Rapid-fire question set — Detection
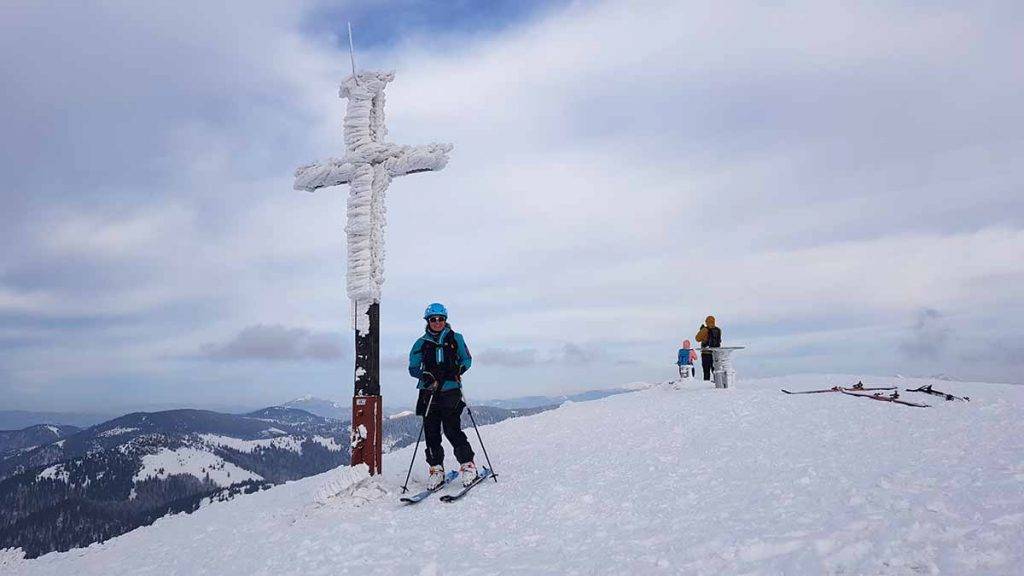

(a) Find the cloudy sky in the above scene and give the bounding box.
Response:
[2,0,1021,414]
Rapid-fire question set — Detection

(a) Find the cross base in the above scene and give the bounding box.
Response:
[350,395,382,475]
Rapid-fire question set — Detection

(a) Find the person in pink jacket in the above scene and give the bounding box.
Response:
[677,339,698,378]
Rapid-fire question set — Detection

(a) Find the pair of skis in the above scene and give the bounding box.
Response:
[400,470,458,504]
[781,382,929,407]
[399,467,495,505]
[838,388,929,408]
[780,381,893,395]
[906,384,970,402]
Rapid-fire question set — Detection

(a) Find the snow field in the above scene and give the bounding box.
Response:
[9,375,1023,575]
[194,432,343,455]
[198,434,304,454]
[133,447,263,489]
[36,464,68,483]
[98,427,139,438]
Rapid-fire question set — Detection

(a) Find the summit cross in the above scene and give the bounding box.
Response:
[294,71,452,474]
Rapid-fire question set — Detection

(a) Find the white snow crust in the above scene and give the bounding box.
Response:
[350,424,369,450]
[0,548,25,569]
[132,447,262,490]
[13,375,1024,575]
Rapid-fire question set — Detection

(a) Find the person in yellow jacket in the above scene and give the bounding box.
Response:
[695,315,722,381]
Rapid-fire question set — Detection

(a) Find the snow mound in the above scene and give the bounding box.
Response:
[15,375,1024,575]
[312,464,387,508]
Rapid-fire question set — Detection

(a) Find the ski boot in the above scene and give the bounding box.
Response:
[460,461,479,487]
[427,465,446,490]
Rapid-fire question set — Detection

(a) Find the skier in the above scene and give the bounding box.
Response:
[677,339,697,378]
[408,303,478,489]
[695,315,722,381]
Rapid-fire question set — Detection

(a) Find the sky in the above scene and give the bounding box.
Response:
[1,0,1021,415]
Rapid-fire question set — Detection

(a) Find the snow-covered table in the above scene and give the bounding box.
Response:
[701,346,745,389]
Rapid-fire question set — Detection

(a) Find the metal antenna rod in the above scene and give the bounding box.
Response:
[347,21,359,83]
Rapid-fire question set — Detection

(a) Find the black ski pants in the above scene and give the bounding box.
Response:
[418,389,475,467]
[702,352,714,381]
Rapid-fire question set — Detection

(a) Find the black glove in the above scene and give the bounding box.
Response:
[420,371,438,391]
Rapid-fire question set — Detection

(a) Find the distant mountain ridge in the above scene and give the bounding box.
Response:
[481,388,634,410]
[0,424,80,460]
[279,396,347,420]
[0,411,111,430]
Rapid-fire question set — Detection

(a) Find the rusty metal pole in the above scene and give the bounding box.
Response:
[350,302,382,474]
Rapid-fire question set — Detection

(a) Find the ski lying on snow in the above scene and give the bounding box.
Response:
[781,382,896,394]
[400,471,459,504]
[439,468,494,503]
[839,389,930,408]
[906,384,969,402]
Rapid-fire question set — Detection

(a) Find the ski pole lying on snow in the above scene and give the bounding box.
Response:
[400,390,436,494]
[461,392,499,483]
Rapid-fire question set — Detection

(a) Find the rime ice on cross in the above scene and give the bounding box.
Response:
[294,71,450,475]
[294,71,451,397]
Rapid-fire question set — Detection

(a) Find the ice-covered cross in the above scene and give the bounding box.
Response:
[294,71,452,396]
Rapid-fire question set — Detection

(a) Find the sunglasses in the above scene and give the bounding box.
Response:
[427,316,446,323]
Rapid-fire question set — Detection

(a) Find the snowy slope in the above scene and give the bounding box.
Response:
[6,375,1023,575]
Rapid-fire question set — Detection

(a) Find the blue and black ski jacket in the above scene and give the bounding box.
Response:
[408,325,472,392]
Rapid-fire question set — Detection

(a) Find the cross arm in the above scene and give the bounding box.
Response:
[384,143,453,178]
[294,157,358,192]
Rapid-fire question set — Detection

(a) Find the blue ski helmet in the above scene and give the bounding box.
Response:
[423,302,448,320]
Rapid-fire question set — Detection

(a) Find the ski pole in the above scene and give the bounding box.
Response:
[460,392,498,483]
[400,389,436,494]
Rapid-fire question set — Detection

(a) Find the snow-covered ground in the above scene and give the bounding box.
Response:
[5,375,1022,575]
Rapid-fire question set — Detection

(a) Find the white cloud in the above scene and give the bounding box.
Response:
[201,324,347,361]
